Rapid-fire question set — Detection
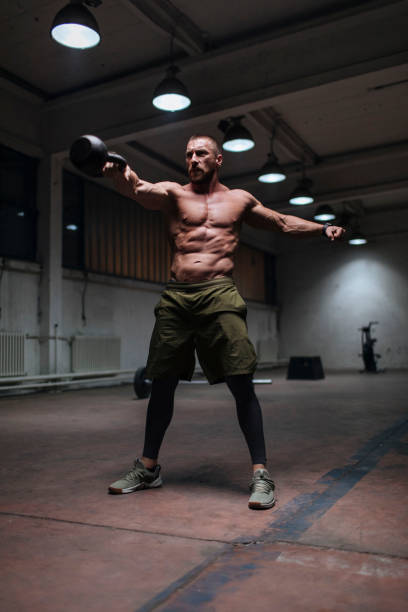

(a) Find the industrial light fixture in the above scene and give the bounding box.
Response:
[257,128,286,183]
[51,0,101,49]
[289,165,314,205]
[152,65,191,112]
[152,34,191,112]
[220,117,255,152]
[314,204,336,221]
[348,230,367,246]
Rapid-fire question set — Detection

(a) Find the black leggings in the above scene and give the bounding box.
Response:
[142,374,267,465]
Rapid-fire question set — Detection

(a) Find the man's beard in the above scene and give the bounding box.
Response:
[189,167,215,184]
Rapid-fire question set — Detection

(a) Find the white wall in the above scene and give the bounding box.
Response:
[2,262,278,376]
[61,272,279,372]
[62,272,164,372]
[0,261,41,374]
[246,301,278,365]
[4,230,407,376]
[277,233,408,370]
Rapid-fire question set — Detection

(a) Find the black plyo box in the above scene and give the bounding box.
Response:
[287,356,325,380]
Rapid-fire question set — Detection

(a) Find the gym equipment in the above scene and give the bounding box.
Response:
[287,356,324,380]
[359,321,381,373]
[133,366,272,399]
[69,134,127,177]
[134,367,152,399]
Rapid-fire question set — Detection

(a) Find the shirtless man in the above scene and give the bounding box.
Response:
[105,135,344,509]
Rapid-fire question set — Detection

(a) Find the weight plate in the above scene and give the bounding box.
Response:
[134,366,152,399]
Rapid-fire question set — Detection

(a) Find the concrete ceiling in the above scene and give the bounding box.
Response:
[1,0,408,227]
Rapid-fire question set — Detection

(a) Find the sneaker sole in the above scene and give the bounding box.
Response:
[248,498,276,510]
[109,477,163,494]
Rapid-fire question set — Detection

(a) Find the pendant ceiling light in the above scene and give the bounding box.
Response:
[314,204,336,221]
[152,65,191,112]
[221,117,255,152]
[152,34,191,112]
[51,0,101,49]
[258,128,286,183]
[289,174,314,205]
[348,230,367,246]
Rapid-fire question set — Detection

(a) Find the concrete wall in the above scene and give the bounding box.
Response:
[0,84,42,158]
[3,222,407,376]
[246,301,278,366]
[62,272,164,373]
[2,262,278,376]
[277,233,408,370]
[0,261,41,374]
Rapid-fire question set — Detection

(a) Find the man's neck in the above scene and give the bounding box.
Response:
[190,173,222,195]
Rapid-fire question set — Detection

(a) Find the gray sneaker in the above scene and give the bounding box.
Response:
[248,469,275,509]
[109,459,162,494]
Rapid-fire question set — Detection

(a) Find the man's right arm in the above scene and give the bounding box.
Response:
[103,163,177,211]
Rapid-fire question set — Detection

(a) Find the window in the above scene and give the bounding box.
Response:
[63,175,171,282]
[61,174,277,303]
[63,171,84,269]
[0,144,37,261]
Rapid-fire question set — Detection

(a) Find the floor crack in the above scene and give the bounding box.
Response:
[0,510,231,546]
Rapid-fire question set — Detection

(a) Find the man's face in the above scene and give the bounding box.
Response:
[185,138,222,184]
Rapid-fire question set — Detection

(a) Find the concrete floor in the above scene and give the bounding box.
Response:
[0,369,407,611]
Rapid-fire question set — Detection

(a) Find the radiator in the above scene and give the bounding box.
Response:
[72,336,121,372]
[0,332,25,376]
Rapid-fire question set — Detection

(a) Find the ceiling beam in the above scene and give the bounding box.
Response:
[265,178,408,212]
[0,68,46,102]
[45,0,406,106]
[248,109,319,165]
[223,140,408,186]
[122,0,207,56]
[123,141,186,179]
[47,44,408,154]
[43,0,408,152]
[0,126,44,159]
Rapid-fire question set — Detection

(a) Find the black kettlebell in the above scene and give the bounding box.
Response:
[69,134,127,177]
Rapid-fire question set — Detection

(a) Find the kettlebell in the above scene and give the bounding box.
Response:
[69,134,127,177]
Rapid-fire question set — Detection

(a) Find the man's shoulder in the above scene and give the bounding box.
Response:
[153,180,185,199]
[157,180,183,191]
[228,187,251,197]
[227,188,255,206]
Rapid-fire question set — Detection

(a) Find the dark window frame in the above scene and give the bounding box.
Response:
[0,144,38,261]
[62,171,85,270]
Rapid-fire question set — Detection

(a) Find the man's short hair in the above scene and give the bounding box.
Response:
[187,134,221,156]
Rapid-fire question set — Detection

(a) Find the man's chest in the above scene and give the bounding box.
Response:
[174,194,246,228]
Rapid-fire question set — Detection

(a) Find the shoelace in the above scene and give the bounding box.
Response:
[250,475,275,494]
[124,461,145,482]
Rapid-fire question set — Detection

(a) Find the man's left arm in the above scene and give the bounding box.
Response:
[243,195,345,241]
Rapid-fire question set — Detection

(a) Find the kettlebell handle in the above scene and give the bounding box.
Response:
[69,134,127,177]
[106,151,127,171]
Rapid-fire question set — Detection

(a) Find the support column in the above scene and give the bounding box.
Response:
[37,155,63,374]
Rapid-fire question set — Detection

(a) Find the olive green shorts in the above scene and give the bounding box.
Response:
[145,277,257,384]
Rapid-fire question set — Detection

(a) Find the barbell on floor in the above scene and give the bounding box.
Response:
[133,366,272,399]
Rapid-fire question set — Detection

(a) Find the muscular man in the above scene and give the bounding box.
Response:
[105,135,344,509]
